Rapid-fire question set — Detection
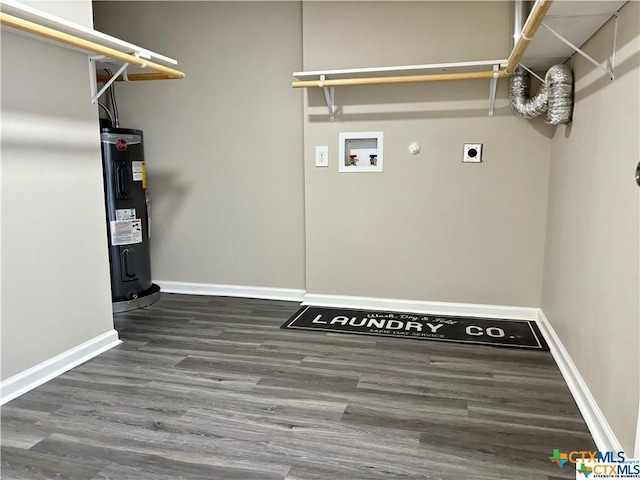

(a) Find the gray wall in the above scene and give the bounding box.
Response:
[1,2,114,380]
[26,1,93,26]
[541,1,640,454]
[92,1,306,290]
[91,0,638,452]
[302,1,552,307]
[93,1,552,307]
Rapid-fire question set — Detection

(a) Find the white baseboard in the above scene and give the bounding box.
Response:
[537,310,623,453]
[156,280,305,302]
[0,329,121,405]
[303,293,539,320]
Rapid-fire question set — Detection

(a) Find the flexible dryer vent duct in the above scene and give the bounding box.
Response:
[510,0,573,124]
[510,64,573,124]
[510,69,549,119]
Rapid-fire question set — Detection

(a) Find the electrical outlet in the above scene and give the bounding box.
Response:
[463,143,483,163]
[315,146,329,167]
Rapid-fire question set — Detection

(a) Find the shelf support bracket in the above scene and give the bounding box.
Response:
[88,51,147,104]
[541,20,616,81]
[88,54,104,104]
[319,75,336,121]
[89,54,130,104]
[487,64,500,117]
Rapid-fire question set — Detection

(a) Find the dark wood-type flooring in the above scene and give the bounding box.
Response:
[1,293,596,479]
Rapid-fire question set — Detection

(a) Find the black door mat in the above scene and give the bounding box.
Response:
[282,306,549,351]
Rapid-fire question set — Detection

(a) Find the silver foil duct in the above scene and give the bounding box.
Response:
[509,64,573,124]
[545,64,573,124]
[510,69,549,119]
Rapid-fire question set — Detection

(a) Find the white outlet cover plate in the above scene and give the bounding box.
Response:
[463,143,483,163]
[315,145,329,167]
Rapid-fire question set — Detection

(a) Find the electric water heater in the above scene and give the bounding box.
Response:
[101,127,160,312]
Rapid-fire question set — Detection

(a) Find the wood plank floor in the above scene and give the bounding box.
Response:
[1,293,595,479]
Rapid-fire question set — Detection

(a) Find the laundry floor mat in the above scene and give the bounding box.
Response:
[282,306,549,350]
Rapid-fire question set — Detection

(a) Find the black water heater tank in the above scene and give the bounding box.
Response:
[101,127,159,310]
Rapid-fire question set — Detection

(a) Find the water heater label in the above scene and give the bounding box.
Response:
[132,161,144,181]
[110,219,143,246]
[115,208,136,221]
[101,133,141,145]
[132,161,147,189]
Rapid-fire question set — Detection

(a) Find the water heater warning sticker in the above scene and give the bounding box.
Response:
[132,162,144,181]
[115,208,136,221]
[110,219,142,246]
[132,162,147,189]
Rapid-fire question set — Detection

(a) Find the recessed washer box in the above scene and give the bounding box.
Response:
[339,132,383,173]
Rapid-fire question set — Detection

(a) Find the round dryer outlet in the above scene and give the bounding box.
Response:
[463,143,483,163]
